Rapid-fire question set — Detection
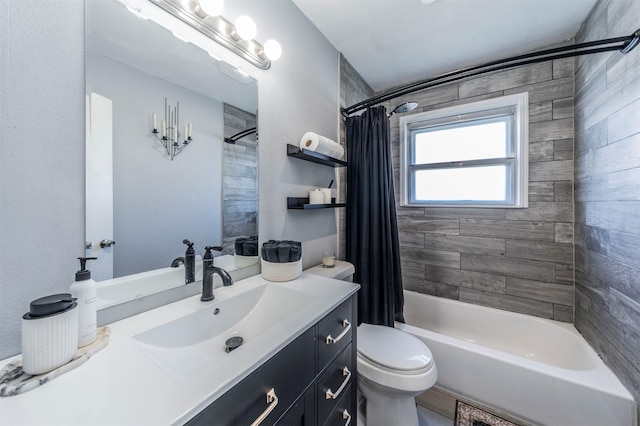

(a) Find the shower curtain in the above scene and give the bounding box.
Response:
[346,106,404,326]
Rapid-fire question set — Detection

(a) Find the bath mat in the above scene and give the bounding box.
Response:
[0,326,111,397]
[455,400,520,426]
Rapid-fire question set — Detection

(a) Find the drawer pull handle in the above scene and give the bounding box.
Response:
[342,409,352,426]
[325,367,351,400]
[326,319,351,345]
[250,388,278,426]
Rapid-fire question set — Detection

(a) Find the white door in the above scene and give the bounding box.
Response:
[86,92,114,281]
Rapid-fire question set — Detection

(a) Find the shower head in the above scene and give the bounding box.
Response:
[388,101,418,116]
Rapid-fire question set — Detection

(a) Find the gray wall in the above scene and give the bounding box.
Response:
[222,104,258,254]
[87,53,223,277]
[0,0,340,358]
[386,56,576,322]
[573,0,640,420]
[253,1,340,269]
[0,0,85,360]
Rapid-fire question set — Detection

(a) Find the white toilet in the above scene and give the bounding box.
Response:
[306,260,438,426]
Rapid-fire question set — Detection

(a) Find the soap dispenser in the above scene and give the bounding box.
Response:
[69,256,98,347]
[183,239,196,284]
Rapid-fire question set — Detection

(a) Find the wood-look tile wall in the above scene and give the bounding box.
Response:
[573,0,640,420]
[222,104,258,254]
[339,52,575,321]
[386,53,576,322]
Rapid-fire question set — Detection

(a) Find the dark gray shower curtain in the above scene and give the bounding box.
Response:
[346,106,404,327]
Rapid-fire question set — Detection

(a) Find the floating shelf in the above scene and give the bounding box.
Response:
[287,144,347,168]
[287,197,346,210]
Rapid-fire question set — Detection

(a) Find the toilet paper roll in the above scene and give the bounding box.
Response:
[309,189,325,204]
[300,132,345,160]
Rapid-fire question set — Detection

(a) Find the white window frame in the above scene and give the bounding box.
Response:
[399,92,529,208]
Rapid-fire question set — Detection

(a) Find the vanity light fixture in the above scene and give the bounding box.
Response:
[194,0,223,17]
[148,0,282,69]
[233,16,257,41]
[151,98,193,161]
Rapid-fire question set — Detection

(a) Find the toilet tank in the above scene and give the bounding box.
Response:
[305,260,355,282]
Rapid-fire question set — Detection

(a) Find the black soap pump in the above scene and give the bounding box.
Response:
[183,239,196,284]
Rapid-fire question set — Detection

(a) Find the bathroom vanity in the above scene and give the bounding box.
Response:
[0,273,359,425]
[188,296,357,425]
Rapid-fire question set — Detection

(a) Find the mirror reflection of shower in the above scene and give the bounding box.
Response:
[222,104,258,255]
[224,127,257,144]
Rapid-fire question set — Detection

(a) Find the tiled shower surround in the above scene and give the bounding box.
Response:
[339,0,640,418]
[388,54,576,322]
[341,48,576,322]
[573,0,640,421]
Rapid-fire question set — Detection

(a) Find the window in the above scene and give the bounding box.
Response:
[399,93,528,208]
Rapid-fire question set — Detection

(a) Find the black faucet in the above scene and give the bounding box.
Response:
[203,245,223,271]
[201,266,234,302]
[183,239,196,284]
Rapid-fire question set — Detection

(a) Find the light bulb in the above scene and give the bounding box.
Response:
[263,39,282,61]
[197,0,223,17]
[235,15,257,40]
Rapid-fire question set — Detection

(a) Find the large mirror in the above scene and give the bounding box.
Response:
[86,0,259,309]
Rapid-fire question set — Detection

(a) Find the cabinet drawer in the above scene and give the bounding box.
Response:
[323,385,353,426]
[318,298,354,370]
[317,344,353,425]
[186,326,315,426]
[275,386,314,426]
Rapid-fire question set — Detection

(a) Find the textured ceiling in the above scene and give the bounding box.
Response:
[293,0,599,92]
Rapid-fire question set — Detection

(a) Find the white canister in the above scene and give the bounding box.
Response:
[22,294,79,375]
[261,259,303,282]
[320,188,332,204]
[309,189,325,204]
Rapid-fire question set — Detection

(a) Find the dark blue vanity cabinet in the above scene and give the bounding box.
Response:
[186,295,357,426]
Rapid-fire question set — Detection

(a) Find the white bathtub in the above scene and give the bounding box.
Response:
[396,290,635,426]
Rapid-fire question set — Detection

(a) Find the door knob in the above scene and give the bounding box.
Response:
[100,239,116,248]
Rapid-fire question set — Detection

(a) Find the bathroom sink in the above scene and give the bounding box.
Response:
[132,283,312,381]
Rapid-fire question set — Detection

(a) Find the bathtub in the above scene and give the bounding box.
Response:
[396,290,635,426]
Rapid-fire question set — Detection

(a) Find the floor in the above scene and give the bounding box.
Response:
[417,405,454,426]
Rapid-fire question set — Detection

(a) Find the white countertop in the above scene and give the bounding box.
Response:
[0,273,359,426]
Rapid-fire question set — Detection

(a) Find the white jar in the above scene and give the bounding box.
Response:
[22,294,79,375]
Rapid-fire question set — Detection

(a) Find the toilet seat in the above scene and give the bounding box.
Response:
[357,323,437,392]
[358,323,433,373]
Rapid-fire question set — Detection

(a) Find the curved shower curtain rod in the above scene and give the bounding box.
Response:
[341,28,640,118]
[224,127,257,144]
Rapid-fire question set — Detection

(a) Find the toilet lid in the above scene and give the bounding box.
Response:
[358,323,433,372]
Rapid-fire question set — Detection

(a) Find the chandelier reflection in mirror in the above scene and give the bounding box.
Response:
[148,0,282,69]
[151,98,193,161]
